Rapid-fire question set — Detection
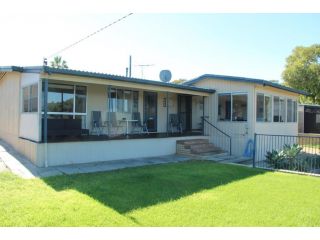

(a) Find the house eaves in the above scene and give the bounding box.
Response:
[1,66,216,94]
[184,74,308,96]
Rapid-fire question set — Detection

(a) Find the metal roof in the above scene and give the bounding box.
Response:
[183,73,308,95]
[299,103,320,108]
[0,66,24,72]
[0,66,215,94]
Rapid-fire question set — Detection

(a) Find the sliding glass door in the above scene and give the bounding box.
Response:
[144,92,157,132]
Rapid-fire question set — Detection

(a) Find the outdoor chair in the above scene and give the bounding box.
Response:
[169,114,183,133]
[108,112,124,136]
[91,111,106,136]
[131,112,149,134]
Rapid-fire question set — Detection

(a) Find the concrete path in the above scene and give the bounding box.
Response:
[0,139,191,179]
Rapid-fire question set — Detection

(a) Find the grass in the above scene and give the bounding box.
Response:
[1,161,320,226]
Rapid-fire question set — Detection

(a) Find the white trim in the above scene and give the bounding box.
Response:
[256,92,272,123]
[41,112,87,116]
[73,85,76,119]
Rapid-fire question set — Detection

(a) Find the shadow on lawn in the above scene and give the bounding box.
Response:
[43,161,265,214]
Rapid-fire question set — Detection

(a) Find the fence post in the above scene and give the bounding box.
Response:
[253,133,256,168]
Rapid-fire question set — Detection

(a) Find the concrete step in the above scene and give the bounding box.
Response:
[176,138,228,157]
[189,143,220,152]
[190,145,224,154]
[176,139,209,145]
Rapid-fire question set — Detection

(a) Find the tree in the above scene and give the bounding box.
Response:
[171,79,186,84]
[50,56,68,69]
[282,44,320,104]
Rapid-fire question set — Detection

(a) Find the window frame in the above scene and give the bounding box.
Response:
[218,92,248,122]
[286,98,297,123]
[273,96,287,123]
[256,92,298,124]
[22,83,39,113]
[42,83,87,118]
[108,87,139,113]
[256,93,272,122]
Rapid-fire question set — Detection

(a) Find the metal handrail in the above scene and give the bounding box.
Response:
[202,117,232,155]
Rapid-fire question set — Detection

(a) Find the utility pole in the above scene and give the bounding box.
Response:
[129,55,132,77]
[135,64,154,79]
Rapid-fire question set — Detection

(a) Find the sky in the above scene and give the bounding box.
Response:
[0,13,319,82]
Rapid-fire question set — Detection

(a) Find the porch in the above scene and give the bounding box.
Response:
[41,79,208,143]
[17,68,215,167]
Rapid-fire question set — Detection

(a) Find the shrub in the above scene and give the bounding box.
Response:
[265,143,320,173]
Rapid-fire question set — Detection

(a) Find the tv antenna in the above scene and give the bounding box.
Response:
[135,64,155,79]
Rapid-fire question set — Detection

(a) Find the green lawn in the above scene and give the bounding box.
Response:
[1,161,320,226]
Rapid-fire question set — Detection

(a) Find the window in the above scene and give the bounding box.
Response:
[116,89,124,112]
[280,98,286,122]
[287,99,297,122]
[75,86,87,113]
[109,89,117,112]
[316,114,320,124]
[256,94,264,121]
[218,93,247,122]
[43,83,87,116]
[264,96,272,122]
[47,84,74,113]
[293,101,297,122]
[232,94,247,121]
[132,91,139,112]
[108,88,139,113]
[273,96,286,122]
[22,84,38,112]
[256,94,272,122]
[218,94,231,121]
[42,83,87,128]
[123,90,132,113]
[287,99,293,122]
[273,96,280,122]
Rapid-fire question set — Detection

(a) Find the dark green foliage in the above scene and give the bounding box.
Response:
[282,44,320,104]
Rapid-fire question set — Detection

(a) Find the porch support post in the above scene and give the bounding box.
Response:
[43,79,48,143]
[166,92,169,136]
[202,96,205,136]
[43,78,48,167]
[107,85,111,135]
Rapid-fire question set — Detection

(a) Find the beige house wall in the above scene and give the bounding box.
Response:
[19,73,41,142]
[192,78,300,156]
[0,72,39,164]
[193,78,255,155]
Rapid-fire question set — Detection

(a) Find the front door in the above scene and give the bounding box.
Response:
[144,92,157,132]
[178,95,192,132]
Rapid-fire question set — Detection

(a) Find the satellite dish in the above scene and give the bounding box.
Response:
[159,70,172,82]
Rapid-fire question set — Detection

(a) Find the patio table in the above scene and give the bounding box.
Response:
[120,119,138,135]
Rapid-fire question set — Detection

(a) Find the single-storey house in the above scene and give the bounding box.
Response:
[0,66,307,167]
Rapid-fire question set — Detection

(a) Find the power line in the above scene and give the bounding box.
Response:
[46,13,133,59]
